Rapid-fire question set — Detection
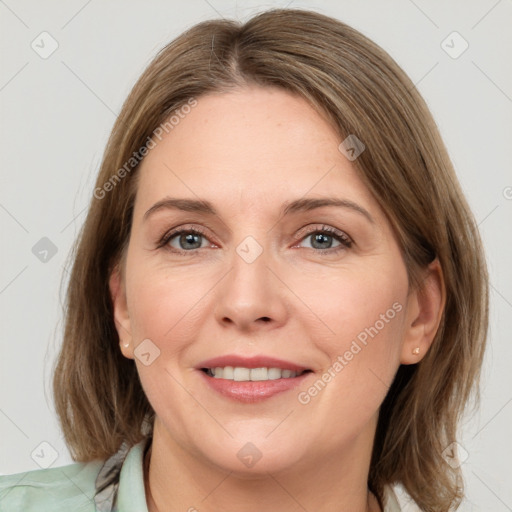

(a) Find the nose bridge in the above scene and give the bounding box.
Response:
[229,232,273,306]
[235,234,266,266]
[214,231,288,329]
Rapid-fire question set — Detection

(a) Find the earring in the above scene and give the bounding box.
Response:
[412,347,420,355]
[123,341,130,348]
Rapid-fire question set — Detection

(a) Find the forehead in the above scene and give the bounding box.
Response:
[135,86,377,216]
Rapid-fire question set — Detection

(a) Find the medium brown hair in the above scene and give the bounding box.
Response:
[53,8,488,510]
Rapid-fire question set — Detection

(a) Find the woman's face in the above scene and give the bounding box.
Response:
[112,85,419,474]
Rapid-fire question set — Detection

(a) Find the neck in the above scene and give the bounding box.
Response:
[144,418,381,512]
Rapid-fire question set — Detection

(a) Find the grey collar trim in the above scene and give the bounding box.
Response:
[93,441,131,512]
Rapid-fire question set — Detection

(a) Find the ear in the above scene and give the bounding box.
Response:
[400,258,446,364]
[109,265,134,360]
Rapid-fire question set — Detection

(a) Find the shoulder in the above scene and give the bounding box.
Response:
[0,459,103,512]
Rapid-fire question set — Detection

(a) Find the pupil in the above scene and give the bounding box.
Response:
[181,233,201,249]
[312,233,332,249]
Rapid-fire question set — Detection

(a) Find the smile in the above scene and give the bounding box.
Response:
[202,366,311,381]
[197,366,313,402]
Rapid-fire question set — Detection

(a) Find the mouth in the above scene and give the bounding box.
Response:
[195,355,314,403]
[201,366,312,380]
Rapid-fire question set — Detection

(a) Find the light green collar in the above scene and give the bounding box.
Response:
[116,439,150,512]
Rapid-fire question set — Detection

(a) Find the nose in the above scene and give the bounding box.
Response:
[213,239,290,333]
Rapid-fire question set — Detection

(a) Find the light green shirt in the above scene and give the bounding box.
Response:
[0,438,401,511]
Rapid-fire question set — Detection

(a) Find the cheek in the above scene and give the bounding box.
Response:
[299,262,407,351]
[125,259,211,343]
[294,261,408,409]
[123,262,212,411]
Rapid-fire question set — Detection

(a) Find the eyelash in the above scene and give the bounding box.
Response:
[157,224,353,256]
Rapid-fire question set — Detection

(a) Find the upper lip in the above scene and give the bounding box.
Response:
[197,355,311,373]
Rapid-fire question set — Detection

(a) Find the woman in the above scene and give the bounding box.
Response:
[0,8,488,511]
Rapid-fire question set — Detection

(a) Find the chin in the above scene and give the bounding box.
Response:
[209,452,303,478]
[195,435,308,477]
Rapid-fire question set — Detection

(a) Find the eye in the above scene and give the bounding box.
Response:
[159,226,213,253]
[295,225,352,253]
[157,224,352,255]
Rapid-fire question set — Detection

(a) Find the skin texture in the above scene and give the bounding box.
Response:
[110,86,445,512]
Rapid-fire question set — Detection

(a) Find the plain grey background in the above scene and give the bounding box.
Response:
[1,1,511,510]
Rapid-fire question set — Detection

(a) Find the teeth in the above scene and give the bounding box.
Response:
[233,367,251,381]
[249,367,268,381]
[267,368,282,380]
[222,366,234,379]
[207,366,302,381]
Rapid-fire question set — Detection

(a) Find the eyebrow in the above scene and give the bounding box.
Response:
[143,196,374,224]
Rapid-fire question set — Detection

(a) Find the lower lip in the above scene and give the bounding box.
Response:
[197,370,312,403]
